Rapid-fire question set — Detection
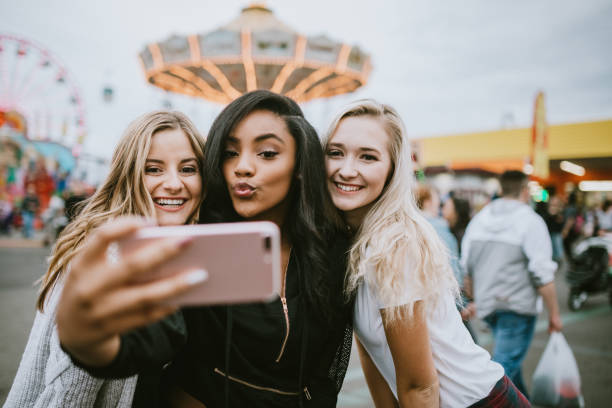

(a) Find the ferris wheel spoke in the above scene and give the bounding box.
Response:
[0,38,9,109]
[7,45,25,108]
[18,67,52,105]
[13,56,40,104]
[0,34,86,154]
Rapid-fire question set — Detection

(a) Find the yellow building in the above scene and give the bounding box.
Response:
[417,119,612,195]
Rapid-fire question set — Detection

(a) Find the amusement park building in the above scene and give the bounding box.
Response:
[417,118,612,196]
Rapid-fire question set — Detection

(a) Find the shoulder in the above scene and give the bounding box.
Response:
[520,205,548,231]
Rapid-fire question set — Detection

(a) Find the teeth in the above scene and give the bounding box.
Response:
[155,198,185,206]
[336,183,361,192]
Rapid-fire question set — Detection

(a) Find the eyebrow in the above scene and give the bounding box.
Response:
[145,158,198,164]
[328,142,381,154]
[227,133,285,144]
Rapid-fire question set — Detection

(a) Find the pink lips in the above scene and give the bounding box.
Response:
[232,182,256,198]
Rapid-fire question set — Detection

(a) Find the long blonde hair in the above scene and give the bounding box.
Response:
[37,111,205,311]
[323,100,459,323]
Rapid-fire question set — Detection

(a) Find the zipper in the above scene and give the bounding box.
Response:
[275,249,291,362]
[275,296,290,362]
[214,367,311,400]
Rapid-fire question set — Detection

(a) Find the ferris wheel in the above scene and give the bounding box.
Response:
[0,33,87,156]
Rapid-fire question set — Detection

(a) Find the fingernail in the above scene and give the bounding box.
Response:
[185,269,208,285]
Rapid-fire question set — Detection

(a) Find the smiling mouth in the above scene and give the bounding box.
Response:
[154,198,187,209]
[335,182,362,193]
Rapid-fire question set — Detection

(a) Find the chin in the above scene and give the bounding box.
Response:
[231,201,260,219]
[156,213,189,227]
[234,208,259,219]
[332,198,361,212]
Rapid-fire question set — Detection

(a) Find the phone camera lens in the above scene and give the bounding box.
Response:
[263,236,272,250]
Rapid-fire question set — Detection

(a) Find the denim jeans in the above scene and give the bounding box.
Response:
[550,232,564,262]
[483,311,536,400]
[21,210,34,238]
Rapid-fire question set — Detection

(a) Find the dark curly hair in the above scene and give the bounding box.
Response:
[199,90,345,325]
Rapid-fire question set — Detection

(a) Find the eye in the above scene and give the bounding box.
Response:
[145,166,162,174]
[326,149,343,158]
[361,154,378,161]
[181,165,198,174]
[223,149,238,159]
[258,150,278,159]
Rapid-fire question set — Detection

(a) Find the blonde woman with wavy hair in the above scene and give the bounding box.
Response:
[5,111,206,408]
[323,100,528,408]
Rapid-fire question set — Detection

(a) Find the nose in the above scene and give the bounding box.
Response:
[338,156,358,179]
[234,154,254,177]
[162,169,183,192]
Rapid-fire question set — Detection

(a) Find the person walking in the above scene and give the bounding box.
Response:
[20,184,40,238]
[461,170,563,400]
[416,184,479,343]
[442,193,471,249]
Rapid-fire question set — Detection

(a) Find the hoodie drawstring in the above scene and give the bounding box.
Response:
[297,258,309,408]
[224,305,233,408]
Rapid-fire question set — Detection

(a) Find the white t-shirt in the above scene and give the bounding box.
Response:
[354,272,504,407]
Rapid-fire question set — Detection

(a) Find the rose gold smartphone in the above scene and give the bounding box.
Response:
[117,221,281,306]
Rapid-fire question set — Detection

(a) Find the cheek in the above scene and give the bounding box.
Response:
[372,165,391,193]
[221,162,231,180]
[189,178,202,201]
[143,176,156,195]
[267,162,295,197]
[325,160,335,178]
[277,164,295,190]
[221,162,236,192]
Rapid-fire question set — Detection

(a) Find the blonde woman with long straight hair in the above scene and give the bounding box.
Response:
[323,100,529,407]
[5,111,207,408]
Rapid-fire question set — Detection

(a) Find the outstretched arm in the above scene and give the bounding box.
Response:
[382,301,439,408]
[56,217,207,367]
[355,335,399,408]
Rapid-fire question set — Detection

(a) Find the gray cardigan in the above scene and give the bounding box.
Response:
[3,282,137,408]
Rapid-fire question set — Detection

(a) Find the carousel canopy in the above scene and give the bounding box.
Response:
[139,4,371,103]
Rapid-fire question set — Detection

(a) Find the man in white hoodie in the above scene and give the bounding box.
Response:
[461,170,562,400]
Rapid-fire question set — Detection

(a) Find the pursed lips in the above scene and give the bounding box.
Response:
[232,182,256,198]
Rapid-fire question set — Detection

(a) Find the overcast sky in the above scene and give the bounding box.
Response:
[1,0,611,159]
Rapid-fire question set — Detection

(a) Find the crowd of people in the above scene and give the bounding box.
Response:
[0,157,93,243]
[6,89,605,407]
[537,193,612,262]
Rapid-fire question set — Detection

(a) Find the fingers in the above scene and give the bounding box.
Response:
[549,316,563,333]
[85,270,207,336]
[96,269,208,319]
[77,217,155,266]
[99,304,179,336]
[59,268,207,349]
[76,234,193,298]
[102,236,194,290]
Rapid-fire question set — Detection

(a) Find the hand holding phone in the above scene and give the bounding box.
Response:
[118,221,281,306]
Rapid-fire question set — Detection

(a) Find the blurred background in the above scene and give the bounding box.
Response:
[1,1,611,406]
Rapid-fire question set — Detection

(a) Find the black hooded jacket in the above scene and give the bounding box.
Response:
[75,233,353,408]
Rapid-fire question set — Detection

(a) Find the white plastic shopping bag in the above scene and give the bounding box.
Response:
[531,332,584,407]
